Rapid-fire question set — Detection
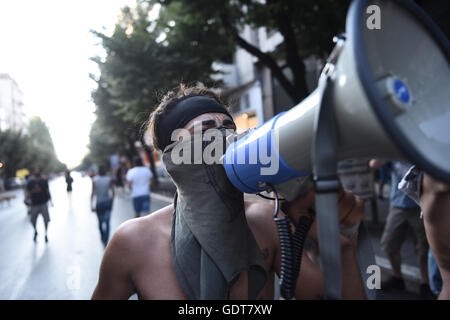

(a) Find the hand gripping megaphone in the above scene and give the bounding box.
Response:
[223,0,450,299]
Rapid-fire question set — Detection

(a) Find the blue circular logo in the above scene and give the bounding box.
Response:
[393,79,410,104]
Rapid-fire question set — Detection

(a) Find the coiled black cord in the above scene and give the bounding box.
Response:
[290,212,315,294]
[274,215,296,299]
[268,185,315,300]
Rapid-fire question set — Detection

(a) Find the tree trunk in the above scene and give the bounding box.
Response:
[273,2,310,101]
[220,12,308,104]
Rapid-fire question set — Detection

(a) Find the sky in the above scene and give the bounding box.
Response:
[0,0,138,168]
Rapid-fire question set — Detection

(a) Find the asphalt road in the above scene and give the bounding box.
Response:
[0,172,425,300]
[0,172,172,300]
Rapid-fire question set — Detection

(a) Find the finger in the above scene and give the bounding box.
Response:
[338,191,365,227]
[343,196,365,227]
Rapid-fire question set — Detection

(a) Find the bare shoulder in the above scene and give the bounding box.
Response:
[108,204,174,256]
[244,200,277,236]
[245,200,275,221]
[92,205,175,299]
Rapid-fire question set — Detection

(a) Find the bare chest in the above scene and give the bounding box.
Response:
[132,228,275,300]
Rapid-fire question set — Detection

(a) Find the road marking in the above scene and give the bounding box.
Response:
[375,256,421,281]
[8,243,47,299]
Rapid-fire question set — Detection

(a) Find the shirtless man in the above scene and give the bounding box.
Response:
[92,85,366,300]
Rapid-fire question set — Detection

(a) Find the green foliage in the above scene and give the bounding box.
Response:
[150,0,350,102]
[88,2,231,166]
[0,117,66,179]
[26,117,67,173]
[0,129,30,178]
[86,0,350,166]
[76,153,93,172]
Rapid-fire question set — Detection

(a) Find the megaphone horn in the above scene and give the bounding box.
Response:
[224,0,450,200]
[223,0,450,300]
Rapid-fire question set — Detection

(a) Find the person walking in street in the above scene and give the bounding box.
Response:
[25,168,52,242]
[114,163,126,197]
[371,160,433,299]
[377,163,390,200]
[126,157,153,218]
[24,173,32,215]
[91,166,115,246]
[65,170,74,192]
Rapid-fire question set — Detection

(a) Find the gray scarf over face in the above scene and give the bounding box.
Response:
[162,131,267,300]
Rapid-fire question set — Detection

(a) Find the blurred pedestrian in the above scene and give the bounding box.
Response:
[91,166,115,246]
[126,157,152,218]
[114,163,125,197]
[65,170,73,192]
[25,168,52,242]
[377,163,390,200]
[24,174,32,215]
[370,160,432,299]
[0,176,5,192]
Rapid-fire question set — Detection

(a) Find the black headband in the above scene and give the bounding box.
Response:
[156,95,233,151]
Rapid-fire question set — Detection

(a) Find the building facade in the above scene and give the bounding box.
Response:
[0,73,27,133]
[217,25,322,132]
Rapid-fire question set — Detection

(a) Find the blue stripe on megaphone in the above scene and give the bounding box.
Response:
[224,112,310,193]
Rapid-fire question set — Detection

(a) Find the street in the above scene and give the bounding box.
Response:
[0,172,425,300]
[0,172,172,299]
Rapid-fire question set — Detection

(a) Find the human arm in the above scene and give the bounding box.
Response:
[369,159,388,169]
[45,180,53,206]
[284,188,366,299]
[24,185,30,206]
[420,174,450,299]
[110,180,115,200]
[126,170,132,190]
[91,180,96,212]
[91,226,137,299]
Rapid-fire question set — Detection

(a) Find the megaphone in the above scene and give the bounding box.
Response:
[224,0,450,200]
[223,0,450,300]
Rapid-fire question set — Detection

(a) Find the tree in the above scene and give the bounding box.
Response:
[0,117,66,181]
[26,117,67,173]
[88,2,235,173]
[0,129,30,179]
[149,0,351,104]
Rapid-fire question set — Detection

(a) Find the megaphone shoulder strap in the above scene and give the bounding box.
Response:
[313,75,377,300]
[313,76,343,300]
[356,221,377,300]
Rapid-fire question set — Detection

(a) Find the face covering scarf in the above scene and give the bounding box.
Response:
[162,130,268,300]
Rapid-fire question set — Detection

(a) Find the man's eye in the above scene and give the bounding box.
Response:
[223,125,236,131]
